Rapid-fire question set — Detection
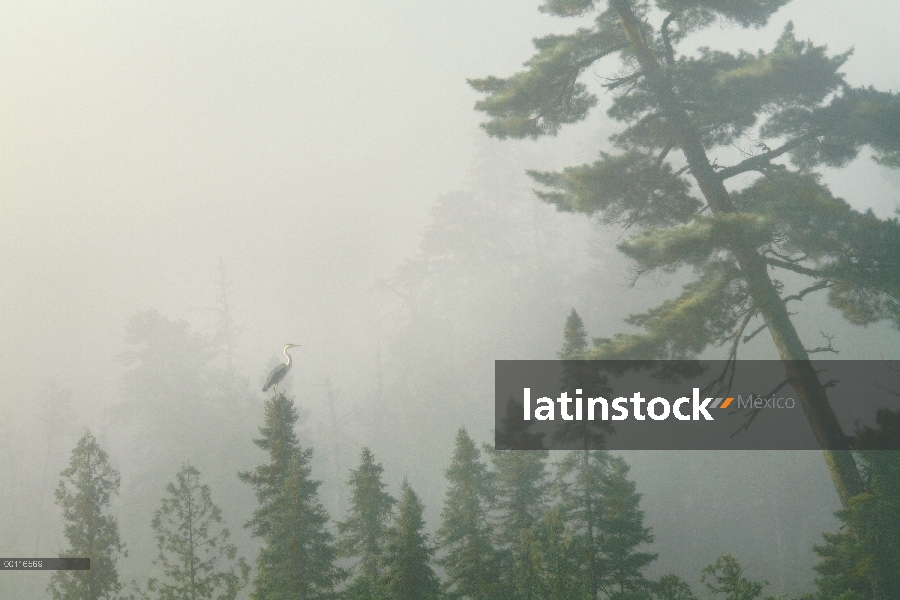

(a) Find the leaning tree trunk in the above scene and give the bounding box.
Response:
[610,0,864,508]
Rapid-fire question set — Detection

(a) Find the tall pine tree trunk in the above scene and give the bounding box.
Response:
[610,0,863,507]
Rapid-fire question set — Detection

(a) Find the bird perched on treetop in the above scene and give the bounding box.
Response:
[263,344,300,393]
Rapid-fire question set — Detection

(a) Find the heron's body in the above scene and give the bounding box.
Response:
[263,344,299,393]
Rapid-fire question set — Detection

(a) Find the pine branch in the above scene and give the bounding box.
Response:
[578,43,629,71]
[807,332,839,354]
[716,134,815,180]
[730,377,791,437]
[742,322,768,344]
[765,257,824,278]
[783,281,832,304]
[653,143,674,169]
[602,70,644,90]
[661,13,677,66]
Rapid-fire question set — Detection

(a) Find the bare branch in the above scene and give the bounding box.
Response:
[579,43,629,71]
[716,134,815,180]
[766,257,824,278]
[661,13,677,66]
[784,281,832,304]
[807,332,839,355]
[743,322,768,344]
[730,377,791,437]
[602,70,644,90]
[653,143,674,169]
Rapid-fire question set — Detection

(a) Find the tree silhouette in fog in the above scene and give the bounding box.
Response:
[49,431,127,600]
[379,480,442,600]
[437,427,502,600]
[137,464,249,600]
[338,447,395,600]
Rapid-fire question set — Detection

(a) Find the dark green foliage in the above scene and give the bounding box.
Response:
[729,172,900,327]
[764,86,900,169]
[591,261,750,359]
[253,456,343,600]
[468,22,624,139]
[518,507,583,599]
[379,480,442,600]
[48,431,127,600]
[437,428,502,600]
[142,464,249,600]
[485,445,550,600]
[239,394,306,539]
[655,1,790,28]
[813,449,900,599]
[700,554,765,600]
[538,0,599,18]
[652,574,698,600]
[338,448,395,600]
[554,450,656,598]
[241,394,343,600]
[528,150,700,228]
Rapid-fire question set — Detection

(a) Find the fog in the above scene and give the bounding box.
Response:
[2,1,899,599]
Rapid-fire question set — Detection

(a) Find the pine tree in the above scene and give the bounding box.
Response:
[48,430,127,600]
[140,464,249,600]
[338,448,396,600]
[485,444,550,600]
[240,393,343,600]
[438,427,503,600]
[469,0,900,508]
[554,450,655,599]
[379,479,442,600]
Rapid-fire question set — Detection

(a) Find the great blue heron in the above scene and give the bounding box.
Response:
[263,344,300,393]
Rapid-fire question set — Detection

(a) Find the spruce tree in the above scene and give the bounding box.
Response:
[48,430,127,600]
[253,456,343,600]
[379,479,442,600]
[239,393,306,540]
[437,427,502,600]
[518,506,583,600]
[338,448,396,600]
[560,309,588,360]
[469,0,900,507]
[556,309,613,449]
[485,444,550,600]
[240,393,342,600]
[140,464,249,600]
[554,450,655,599]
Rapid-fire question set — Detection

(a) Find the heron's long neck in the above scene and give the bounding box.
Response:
[284,349,292,366]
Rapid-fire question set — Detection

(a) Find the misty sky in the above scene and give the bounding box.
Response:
[3,3,900,599]
[3,0,900,436]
